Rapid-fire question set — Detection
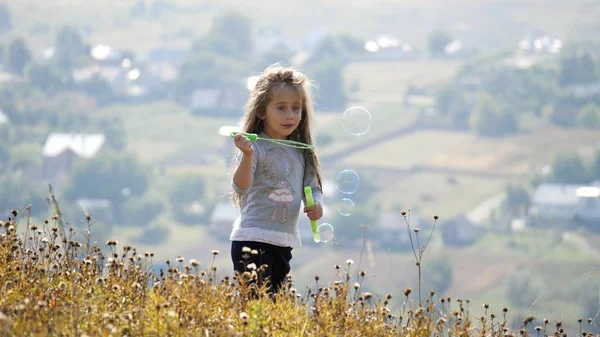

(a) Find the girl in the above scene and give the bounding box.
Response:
[230,64,324,293]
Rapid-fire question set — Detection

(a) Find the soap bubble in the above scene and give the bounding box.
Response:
[338,198,355,216]
[342,106,371,136]
[317,223,334,243]
[336,169,360,194]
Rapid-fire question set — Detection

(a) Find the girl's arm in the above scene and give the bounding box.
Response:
[232,150,257,194]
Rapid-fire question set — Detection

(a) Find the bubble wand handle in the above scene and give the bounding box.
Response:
[304,186,321,243]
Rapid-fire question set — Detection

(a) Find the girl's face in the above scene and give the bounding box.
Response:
[259,86,302,140]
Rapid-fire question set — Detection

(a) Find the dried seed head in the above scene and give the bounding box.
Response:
[414,228,420,233]
[334,264,340,270]
[346,259,354,265]
[11,209,18,217]
[433,215,439,220]
[314,275,319,281]
[503,307,508,313]
[386,293,392,300]
[211,250,219,255]
[484,303,489,309]
[105,240,118,246]
[354,282,360,290]
[404,288,412,296]
[360,270,366,277]
[241,246,251,253]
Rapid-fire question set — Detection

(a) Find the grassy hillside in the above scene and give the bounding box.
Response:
[3,0,600,56]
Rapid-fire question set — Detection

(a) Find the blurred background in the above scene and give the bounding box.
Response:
[1,0,600,325]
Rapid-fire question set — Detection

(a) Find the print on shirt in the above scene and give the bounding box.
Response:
[262,147,296,223]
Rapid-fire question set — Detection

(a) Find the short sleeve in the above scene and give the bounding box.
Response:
[232,147,258,196]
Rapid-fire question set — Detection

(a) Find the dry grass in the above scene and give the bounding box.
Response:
[344,60,464,98]
[1,206,599,336]
[376,172,507,218]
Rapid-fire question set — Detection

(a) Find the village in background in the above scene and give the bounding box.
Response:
[1,0,600,322]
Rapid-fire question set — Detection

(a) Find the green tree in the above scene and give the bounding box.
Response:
[0,172,47,218]
[591,149,600,181]
[94,116,126,151]
[435,84,472,129]
[428,31,452,56]
[130,0,146,17]
[208,12,253,57]
[65,152,148,222]
[0,3,11,34]
[558,54,578,86]
[174,50,246,99]
[576,103,600,128]
[0,141,8,172]
[310,57,347,110]
[469,93,518,137]
[551,152,589,184]
[253,42,294,72]
[169,173,208,224]
[507,272,543,309]
[54,26,86,71]
[6,38,32,74]
[174,13,252,101]
[122,194,165,226]
[25,63,64,93]
[559,52,599,86]
[421,256,453,295]
[504,184,530,212]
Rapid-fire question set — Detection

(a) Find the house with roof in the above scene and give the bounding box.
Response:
[42,133,106,188]
[529,182,600,229]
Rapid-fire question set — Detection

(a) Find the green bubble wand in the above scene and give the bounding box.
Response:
[230,131,314,150]
[304,186,321,243]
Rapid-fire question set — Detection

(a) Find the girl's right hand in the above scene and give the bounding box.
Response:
[234,133,254,156]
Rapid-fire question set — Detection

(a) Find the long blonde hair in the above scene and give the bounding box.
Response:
[231,64,322,207]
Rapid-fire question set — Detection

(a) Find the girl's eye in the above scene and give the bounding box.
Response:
[278,106,286,112]
[292,107,301,113]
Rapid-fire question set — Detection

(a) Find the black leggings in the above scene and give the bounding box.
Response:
[231,240,293,292]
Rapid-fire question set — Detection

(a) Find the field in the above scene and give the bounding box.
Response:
[340,127,600,175]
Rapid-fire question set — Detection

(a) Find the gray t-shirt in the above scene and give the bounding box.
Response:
[230,132,323,248]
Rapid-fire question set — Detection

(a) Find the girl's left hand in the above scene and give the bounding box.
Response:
[303,202,323,221]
